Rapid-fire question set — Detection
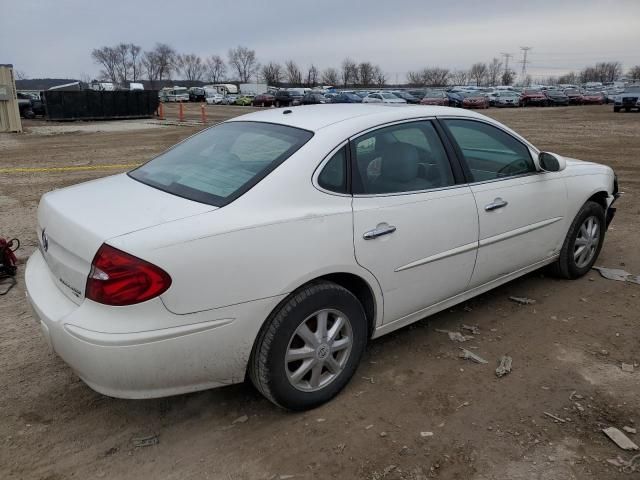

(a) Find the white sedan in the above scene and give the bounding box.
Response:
[362,92,407,104]
[26,105,618,410]
[205,93,224,105]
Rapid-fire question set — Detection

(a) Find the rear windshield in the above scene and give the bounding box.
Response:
[129,121,313,206]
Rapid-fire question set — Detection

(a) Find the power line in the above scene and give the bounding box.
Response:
[519,46,532,79]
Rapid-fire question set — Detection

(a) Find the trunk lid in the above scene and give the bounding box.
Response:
[37,173,215,304]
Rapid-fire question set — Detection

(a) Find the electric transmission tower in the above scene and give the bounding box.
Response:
[501,52,513,75]
[519,46,532,80]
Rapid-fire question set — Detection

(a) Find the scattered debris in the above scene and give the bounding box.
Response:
[279,475,295,480]
[456,401,470,409]
[509,296,536,305]
[334,443,346,454]
[380,431,388,438]
[316,418,326,423]
[362,376,375,383]
[593,266,640,285]
[623,426,637,435]
[621,363,635,373]
[448,331,472,342]
[459,348,488,364]
[132,434,159,448]
[603,427,639,451]
[495,355,513,378]
[420,431,434,438]
[232,415,249,424]
[543,412,567,423]
[461,324,480,335]
[607,454,640,474]
[365,424,374,430]
[434,328,472,342]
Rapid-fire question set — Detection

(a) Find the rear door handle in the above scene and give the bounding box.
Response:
[485,198,508,211]
[363,224,397,240]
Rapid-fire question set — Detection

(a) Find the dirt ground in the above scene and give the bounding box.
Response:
[1,104,639,480]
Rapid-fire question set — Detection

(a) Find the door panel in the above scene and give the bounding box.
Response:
[353,189,478,322]
[350,120,479,323]
[468,174,567,287]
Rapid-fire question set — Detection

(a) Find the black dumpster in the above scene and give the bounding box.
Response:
[42,90,159,121]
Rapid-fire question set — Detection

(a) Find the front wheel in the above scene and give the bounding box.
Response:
[249,281,368,410]
[550,201,605,279]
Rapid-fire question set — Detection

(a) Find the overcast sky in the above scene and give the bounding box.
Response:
[2,0,638,81]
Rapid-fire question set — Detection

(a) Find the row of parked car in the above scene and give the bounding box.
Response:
[201,85,640,111]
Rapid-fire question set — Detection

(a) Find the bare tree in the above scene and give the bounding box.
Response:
[373,65,387,87]
[178,54,205,81]
[228,46,258,82]
[406,71,424,87]
[321,67,339,86]
[469,62,488,86]
[14,70,27,80]
[129,44,142,82]
[487,58,503,86]
[305,64,319,87]
[358,62,375,87]
[423,67,449,86]
[629,65,640,81]
[205,55,226,83]
[579,62,622,83]
[449,70,469,86]
[341,58,358,87]
[91,46,119,83]
[141,43,177,84]
[501,69,516,86]
[261,61,282,86]
[284,60,302,85]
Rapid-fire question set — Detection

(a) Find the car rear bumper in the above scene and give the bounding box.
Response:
[25,250,284,399]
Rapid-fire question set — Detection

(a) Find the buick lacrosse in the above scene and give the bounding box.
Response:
[26,105,618,410]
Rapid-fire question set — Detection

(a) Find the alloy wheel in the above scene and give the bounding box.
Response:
[285,309,353,392]
[574,215,600,268]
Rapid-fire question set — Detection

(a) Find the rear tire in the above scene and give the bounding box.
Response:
[550,201,605,279]
[614,106,620,112]
[249,281,367,410]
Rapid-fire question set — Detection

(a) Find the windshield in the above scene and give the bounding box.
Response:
[381,93,397,99]
[625,86,640,93]
[129,122,313,206]
[565,89,580,94]
[524,90,541,95]
[423,91,443,98]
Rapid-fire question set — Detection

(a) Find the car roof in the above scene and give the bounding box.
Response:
[227,104,485,132]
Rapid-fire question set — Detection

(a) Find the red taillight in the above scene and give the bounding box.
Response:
[86,244,171,306]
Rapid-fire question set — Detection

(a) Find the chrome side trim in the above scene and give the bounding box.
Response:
[479,217,563,248]
[373,254,559,338]
[395,241,477,272]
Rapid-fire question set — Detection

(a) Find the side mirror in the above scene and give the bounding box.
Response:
[538,152,566,172]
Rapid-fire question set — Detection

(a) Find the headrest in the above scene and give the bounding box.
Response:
[381,143,419,182]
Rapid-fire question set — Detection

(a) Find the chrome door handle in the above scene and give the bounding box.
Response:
[485,198,508,211]
[363,224,397,240]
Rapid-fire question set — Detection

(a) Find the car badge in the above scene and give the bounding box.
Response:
[41,229,49,252]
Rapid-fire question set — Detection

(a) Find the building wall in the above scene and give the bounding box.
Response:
[0,65,22,133]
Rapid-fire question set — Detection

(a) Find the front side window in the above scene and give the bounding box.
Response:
[352,121,455,194]
[442,119,535,182]
[130,122,313,206]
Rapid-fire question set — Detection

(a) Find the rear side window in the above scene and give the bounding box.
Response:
[443,119,535,182]
[130,122,313,206]
[318,147,347,194]
[352,121,455,194]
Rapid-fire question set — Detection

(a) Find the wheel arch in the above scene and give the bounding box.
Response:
[245,270,382,381]
[586,190,609,211]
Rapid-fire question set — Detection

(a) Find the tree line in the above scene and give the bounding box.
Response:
[91,43,640,88]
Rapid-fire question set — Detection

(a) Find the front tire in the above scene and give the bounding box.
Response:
[249,281,367,410]
[551,201,605,279]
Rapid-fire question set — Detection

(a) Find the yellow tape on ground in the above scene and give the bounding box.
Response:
[0,163,141,174]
